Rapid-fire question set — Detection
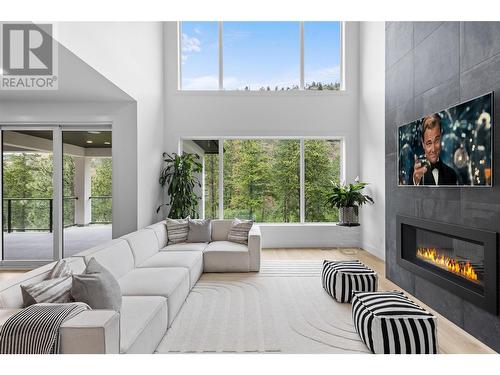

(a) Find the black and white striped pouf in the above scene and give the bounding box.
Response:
[352,291,438,354]
[322,260,378,303]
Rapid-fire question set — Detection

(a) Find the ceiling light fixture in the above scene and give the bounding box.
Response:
[88,131,101,135]
[104,141,111,145]
[86,140,93,144]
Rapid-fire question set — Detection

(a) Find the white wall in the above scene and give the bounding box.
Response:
[164,22,362,248]
[359,22,386,260]
[55,22,165,229]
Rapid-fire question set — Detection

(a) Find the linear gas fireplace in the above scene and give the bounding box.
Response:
[397,215,498,314]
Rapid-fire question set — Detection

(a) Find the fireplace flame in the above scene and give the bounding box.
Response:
[416,247,478,281]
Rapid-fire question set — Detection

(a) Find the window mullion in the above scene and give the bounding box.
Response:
[178,22,182,90]
[300,22,304,90]
[341,21,345,91]
[219,22,223,90]
[53,126,63,261]
[300,139,305,223]
[218,139,224,219]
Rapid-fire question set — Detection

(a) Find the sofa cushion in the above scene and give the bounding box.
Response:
[120,296,167,354]
[146,221,168,249]
[211,220,233,241]
[72,258,122,311]
[118,268,190,327]
[73,238,126,258]
[162,242,208,252]
[166,218,189,244]
[203,241,250,272]
[0,258,85,309]
[227,218,253,244]
[81,239,134,280]
[138,251,203,288]
[121,229,159,266]
[187,218,211,243]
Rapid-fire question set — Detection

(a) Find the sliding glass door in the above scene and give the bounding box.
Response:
[62,130,112,257]
[2,130,55,262]
[0,125,112,268]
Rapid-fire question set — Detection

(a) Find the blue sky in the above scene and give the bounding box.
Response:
[181,21,341,90]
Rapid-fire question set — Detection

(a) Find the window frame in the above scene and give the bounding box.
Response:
[178,21,345,93]
[180,136,345,224]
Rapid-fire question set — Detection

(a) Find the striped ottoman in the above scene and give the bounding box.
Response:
[322,260,378,303]
[352,291,438,354]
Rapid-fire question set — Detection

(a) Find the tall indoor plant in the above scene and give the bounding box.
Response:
[327,177,374,226]
[157,152,202,219]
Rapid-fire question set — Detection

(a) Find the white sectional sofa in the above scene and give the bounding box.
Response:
[0,219,262,354]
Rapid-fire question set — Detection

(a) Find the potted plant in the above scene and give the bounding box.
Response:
[326,177,374,226]
[156,152,202,219]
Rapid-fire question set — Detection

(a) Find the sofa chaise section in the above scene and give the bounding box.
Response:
[204,220,262,272]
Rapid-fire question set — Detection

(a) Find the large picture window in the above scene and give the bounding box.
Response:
[183,138,343,223]
[179,21,343,91]
[223,139,300,222]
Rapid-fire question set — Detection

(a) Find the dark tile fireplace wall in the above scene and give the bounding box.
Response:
[385,22,500,351]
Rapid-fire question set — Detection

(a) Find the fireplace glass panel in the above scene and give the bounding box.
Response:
[401,224,485,293]
[415,229,484,287]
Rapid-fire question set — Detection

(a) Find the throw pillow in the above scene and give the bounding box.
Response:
[71,258,122,311]
[47,259,72,279]
[20,259,75,307]
[21,276,73,307]
[166,217,189,244]
[186,218,212,243]
[227,218,254,245]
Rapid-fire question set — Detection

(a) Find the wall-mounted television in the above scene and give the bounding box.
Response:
[398,92,493,187]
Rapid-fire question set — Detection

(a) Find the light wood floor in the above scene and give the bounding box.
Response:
[0,248,496,354]
[263,248,496,354]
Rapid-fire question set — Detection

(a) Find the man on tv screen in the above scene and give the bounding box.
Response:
[410,114,458,186]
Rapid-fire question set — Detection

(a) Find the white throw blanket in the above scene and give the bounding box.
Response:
[0,302,90,354]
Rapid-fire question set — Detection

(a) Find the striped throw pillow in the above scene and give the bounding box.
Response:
[47,259,72,279]
[227,218,253,244]
[21,276,73,307]
[20,259,74,307]
[166,218,190,244]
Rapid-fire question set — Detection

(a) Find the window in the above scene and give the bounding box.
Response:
[179,21,343,91]
[183,138,343,223]
[223,22,300,91]
[180,21,219,90]
[304,22,342,90]
[304,140,342,222]
[223,139,300,222]
[204,151,219,220]
[1,127,112,267]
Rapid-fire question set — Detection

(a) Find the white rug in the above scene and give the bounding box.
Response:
[155,260,370,354]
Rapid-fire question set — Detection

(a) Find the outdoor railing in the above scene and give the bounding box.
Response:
[2,196,112,232]
[3,197,78,233]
